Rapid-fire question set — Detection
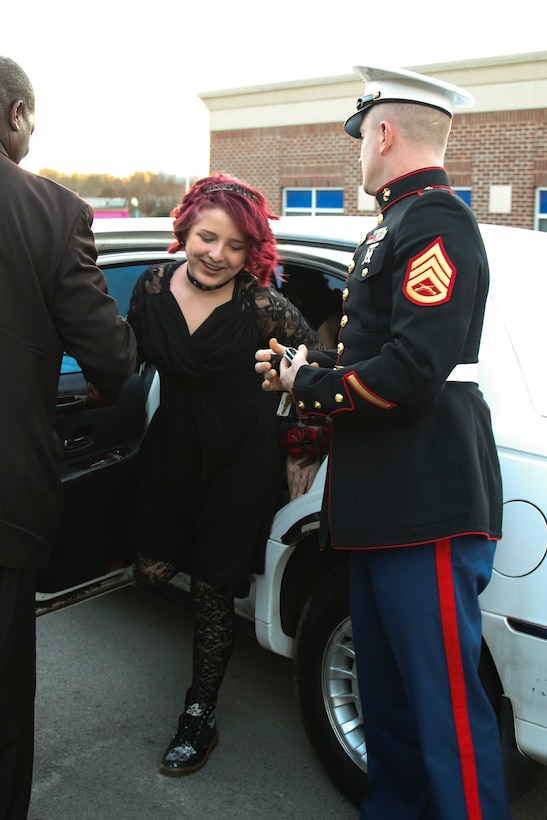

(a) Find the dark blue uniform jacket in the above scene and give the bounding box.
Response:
[293,168,503,549]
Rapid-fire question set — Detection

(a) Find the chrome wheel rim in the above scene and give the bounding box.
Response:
[321,616,367,772]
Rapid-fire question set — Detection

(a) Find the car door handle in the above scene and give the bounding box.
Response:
[57,395,88,414]
[64,435,94,452]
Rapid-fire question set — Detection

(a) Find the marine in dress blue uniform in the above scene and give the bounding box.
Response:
[280,66,511,819]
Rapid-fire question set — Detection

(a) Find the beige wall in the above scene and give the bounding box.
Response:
[202,52,547,129]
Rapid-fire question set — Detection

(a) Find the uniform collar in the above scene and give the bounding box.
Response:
[375,167,451,214]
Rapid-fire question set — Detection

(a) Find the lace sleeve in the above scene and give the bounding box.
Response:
[127,264,168,365]
[255,285,326,351]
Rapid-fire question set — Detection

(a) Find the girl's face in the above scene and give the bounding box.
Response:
[184,207,247,288]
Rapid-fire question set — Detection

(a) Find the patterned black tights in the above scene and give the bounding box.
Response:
[190,579,235,703]
[134,554,235,704]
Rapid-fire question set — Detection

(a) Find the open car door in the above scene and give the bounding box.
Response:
[36,370,145,611]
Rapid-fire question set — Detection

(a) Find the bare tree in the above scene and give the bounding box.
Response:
[38,170,196,217]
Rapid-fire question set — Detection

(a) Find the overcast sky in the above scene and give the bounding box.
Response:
[2,0,545,178]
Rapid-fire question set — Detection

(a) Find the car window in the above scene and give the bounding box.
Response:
[60,262,151,375]
[279,261,344,348]
[104,262,151,317]
[60,355,81,375]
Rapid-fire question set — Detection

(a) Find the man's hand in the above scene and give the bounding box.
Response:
[86,382,112,406]
[255,337,309,392]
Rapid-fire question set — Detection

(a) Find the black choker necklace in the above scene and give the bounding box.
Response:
[186,266,232,291]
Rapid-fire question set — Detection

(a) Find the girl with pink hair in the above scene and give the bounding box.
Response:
[127,174,323,775]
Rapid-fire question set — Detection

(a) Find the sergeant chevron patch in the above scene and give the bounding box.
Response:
[403,238,456,305]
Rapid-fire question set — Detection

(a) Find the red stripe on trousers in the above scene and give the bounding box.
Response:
[435,538,483,820]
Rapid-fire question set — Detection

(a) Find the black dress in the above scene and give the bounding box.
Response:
[127,261,321,585]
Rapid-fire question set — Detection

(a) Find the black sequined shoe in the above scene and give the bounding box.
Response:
[159,694,218,776]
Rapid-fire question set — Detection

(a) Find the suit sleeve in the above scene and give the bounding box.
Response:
[293,194,487,420]
[53,205,137,399]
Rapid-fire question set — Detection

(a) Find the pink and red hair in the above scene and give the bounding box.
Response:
[168,173,279,286]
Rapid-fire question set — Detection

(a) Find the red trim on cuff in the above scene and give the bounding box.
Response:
[343,372,397,410]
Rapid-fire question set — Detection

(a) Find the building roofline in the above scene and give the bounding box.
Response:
[409,50,547,74]
[199,51,547,99]
[200,51,547,131]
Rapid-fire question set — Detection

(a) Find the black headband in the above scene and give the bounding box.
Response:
[203,183,257,203]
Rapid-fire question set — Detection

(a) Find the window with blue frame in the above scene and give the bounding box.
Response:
[453,188,472,208]
[284,188,344,215]
[536,189,547,231]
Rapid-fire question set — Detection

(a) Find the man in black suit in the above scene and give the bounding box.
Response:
[0,56,136,819]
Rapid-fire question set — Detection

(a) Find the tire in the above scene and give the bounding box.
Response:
[294,563,366,807]
[293,561,539,808]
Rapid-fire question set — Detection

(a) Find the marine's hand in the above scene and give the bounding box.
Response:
[255,337,290,392]
[255,338,310,393]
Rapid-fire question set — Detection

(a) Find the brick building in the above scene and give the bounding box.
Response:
[200,52,547,231]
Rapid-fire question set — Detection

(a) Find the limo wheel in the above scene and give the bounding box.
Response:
[294,562,366,808]
[294,562,539,807]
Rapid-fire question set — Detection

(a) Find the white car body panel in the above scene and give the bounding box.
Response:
[94,215,547,770]
[254,459,328,658]
[257,218,547,768]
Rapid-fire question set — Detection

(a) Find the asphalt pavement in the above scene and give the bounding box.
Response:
[28,585,547,819]
[28,585,356,819]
